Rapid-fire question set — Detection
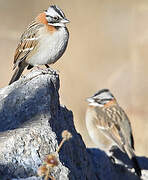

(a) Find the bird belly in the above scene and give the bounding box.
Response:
[28,27,68,66]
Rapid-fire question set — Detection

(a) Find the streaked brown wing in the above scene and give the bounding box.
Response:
[95,107,126,152]
[116,107,135,149]
[13,21,44,69]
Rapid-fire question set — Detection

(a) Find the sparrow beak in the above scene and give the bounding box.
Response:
[86,97,94,103]
[61,18,70,24]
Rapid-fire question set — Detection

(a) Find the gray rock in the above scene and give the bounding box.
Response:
[0,69,147,180]
[0,70,98,180]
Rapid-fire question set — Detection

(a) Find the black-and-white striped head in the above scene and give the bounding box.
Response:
[45,5,69,27]
[87,89,115,107]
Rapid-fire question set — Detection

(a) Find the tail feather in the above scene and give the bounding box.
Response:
[131,156,141,177]
[125,146,141,177]
[9,65,26,85]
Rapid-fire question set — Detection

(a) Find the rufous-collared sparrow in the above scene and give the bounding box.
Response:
[9,5,69,85]
[86,89,141,177]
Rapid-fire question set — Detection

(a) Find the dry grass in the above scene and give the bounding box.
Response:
[0,0,148,156]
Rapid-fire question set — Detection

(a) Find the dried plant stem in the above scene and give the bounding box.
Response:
[49,175,56,180]
[56,138,66,153]
[38,131,72,180]
[45,167,50,180]
[44,167,56,180]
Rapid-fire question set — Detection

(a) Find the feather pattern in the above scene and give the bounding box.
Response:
[13,21,43,69]
[95,105,134,152]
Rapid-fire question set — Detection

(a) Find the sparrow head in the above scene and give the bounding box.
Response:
[87,89,116,107]
[45,5,69,27]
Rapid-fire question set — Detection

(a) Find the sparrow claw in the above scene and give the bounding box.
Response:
[41,67,58,75]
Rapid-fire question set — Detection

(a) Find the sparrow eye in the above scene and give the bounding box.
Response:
[53,16,60,21]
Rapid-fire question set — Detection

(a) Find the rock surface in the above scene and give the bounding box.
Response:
[0,69,147,180]
[0,70,97,180]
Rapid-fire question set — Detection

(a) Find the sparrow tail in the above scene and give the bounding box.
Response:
[9,65,26,85]
[131,156,141,177]
[125,145,141,177]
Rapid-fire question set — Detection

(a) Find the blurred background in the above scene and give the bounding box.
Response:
[0,0,148,156]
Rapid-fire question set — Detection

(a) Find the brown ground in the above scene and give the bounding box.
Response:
[0,0,148,156]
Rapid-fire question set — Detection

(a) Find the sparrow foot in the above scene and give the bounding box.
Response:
[41,67,58,75]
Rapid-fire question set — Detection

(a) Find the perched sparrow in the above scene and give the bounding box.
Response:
[9,5,69,85]
[86,89,141,177]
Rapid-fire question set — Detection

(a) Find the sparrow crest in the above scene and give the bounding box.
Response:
[45,5,69,27]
